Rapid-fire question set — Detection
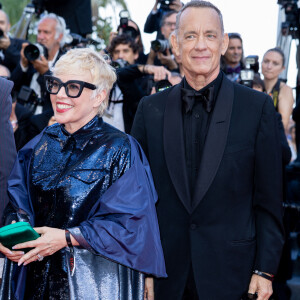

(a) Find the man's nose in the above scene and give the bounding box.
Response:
[118,52,125,59]
[194,37,206,50]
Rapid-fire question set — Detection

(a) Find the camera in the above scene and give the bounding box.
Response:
[159,0,174,11]
[111,58,129,69]
[155,79,172,93]
[31,0,45,16]
[0,29,4,39]
[240,55,259,88]
[118,10,139,40]
[65,33,89,48]
[17,85,43,113]
[24,43,48,61]
[278,0,300,38]
[151,39,169,53]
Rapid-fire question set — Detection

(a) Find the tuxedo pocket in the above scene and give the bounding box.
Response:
[229,238,256,246]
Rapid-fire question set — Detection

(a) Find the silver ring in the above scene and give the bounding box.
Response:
[36,253,44,261]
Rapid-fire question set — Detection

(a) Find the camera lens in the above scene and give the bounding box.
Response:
[24,44,41,61]
[151,39,169,53]
[0,29,4,39]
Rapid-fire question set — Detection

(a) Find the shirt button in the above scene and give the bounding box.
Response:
[194,113,200,118]
[190,223,197,230]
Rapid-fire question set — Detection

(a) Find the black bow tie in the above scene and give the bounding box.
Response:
[181,86,214,113]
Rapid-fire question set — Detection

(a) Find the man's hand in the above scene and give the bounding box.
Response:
[20,42,29,68]
[13,226,67,266]
[248,274,273,300]
[157,49,178,70]
[170,0,183,11]
[144,277,154,300]
[0,34,11,50]
[152,0,160,12]
[145,65,171,82]
[31,55,49,75]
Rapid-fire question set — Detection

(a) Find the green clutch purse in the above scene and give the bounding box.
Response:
[0,222,40,250]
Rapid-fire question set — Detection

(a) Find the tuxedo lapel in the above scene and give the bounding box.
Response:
[163,83,192,213]
[192,76,234,210]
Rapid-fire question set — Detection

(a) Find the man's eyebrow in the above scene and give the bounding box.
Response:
[205,30,218,34]
[183,31,198,35]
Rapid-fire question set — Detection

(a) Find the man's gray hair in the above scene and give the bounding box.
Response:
[175,0,224,35]
[37,13,67,47]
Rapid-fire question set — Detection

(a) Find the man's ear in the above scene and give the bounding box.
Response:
[170,33,180,57]
[57,33,63,44]
[221,33,229,56]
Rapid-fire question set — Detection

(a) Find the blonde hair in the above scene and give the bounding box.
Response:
[52,48,117,116]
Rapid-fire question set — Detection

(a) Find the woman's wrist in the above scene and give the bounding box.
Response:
[253,270,274,281]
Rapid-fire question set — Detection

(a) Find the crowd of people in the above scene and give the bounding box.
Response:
[0,0,299,299]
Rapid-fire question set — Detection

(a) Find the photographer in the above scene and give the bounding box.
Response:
[221,32,245,82]
[147,11,178,71]
[0,10,25,77]
[106,34,170,133]
[116,14,147,64]
[144,0,182,37]
[13,13,66,138]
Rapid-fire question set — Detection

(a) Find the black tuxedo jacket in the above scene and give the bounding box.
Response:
[131,75,285,300]
[0,78,16,226]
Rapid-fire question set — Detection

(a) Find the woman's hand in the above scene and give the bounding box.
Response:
[144,277,154,300]
[0,243,24,262]
[12,227,67,266]
[0,221,25,262]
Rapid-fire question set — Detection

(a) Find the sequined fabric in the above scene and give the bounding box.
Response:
[24,116,144,299]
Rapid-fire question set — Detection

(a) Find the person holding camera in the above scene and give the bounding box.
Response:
[106,34,170,133]
[147,11,179,71]
[0,10,25,78]
[12,13,67,140]
[144,0,183,37]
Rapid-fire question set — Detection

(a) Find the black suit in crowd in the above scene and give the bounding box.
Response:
[0,78,16,226]
[1,37,25,79]
[43,0,92,36]
[131,73,285,299]
[116,64,151,133]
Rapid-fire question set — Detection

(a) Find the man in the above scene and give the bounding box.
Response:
[0,77,16,226]
[15,13,66,112]
[221,32,244,82]
[0,10,24,75]
[13,13,66,138]
[147,11,179,71]
[144,0,182,36]
[107,35,170,133]
[131,1,284,300]
[109,34,139,65]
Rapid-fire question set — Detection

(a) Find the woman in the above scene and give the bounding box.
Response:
[0,48,166,299]
[262,47,294,132]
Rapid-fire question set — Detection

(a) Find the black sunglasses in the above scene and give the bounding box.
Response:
[44,75,97,98]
